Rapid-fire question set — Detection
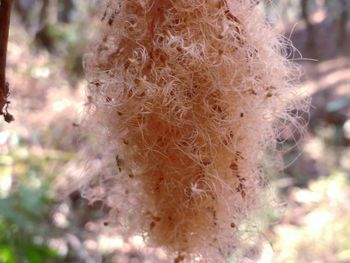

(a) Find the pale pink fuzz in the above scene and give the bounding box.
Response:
[81,0,308,261]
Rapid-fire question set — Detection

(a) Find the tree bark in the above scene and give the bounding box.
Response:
[300,0,316,51]
[337,0,349,46]
[0,0,14,122]
[59,0,75,23]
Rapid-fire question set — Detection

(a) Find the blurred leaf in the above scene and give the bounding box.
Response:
[0,198,34,231]
[24,244,59,263]
[0,246,16,263]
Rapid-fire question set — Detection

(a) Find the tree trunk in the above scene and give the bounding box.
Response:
[337,0,349,47]
[59,0,75,23]
[300,0,316,51]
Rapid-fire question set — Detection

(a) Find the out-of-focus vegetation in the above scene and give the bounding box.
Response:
[0,0,349,262]
[0,142,70,263]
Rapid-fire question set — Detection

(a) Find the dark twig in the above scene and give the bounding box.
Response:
[0,0,14,122]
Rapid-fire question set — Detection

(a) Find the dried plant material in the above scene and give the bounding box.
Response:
[81,0,308,261]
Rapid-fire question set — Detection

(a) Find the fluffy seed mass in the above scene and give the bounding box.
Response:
[81,0,307,261]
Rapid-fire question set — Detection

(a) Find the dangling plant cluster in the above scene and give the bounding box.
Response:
[81,0,308,261]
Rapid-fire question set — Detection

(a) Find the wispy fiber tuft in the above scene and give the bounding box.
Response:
[81,0,308,261]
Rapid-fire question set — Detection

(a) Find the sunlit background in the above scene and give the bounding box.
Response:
[0,0,349,262]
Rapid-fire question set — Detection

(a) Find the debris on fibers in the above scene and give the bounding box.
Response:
[81,0,308,261]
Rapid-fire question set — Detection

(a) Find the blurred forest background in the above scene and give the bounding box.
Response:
[0,0,350,262]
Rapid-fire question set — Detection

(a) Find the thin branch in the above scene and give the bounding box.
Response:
[0,0,14,122]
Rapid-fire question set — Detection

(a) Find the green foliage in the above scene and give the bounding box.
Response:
[0,182,60,263]
[0,132,73,263]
